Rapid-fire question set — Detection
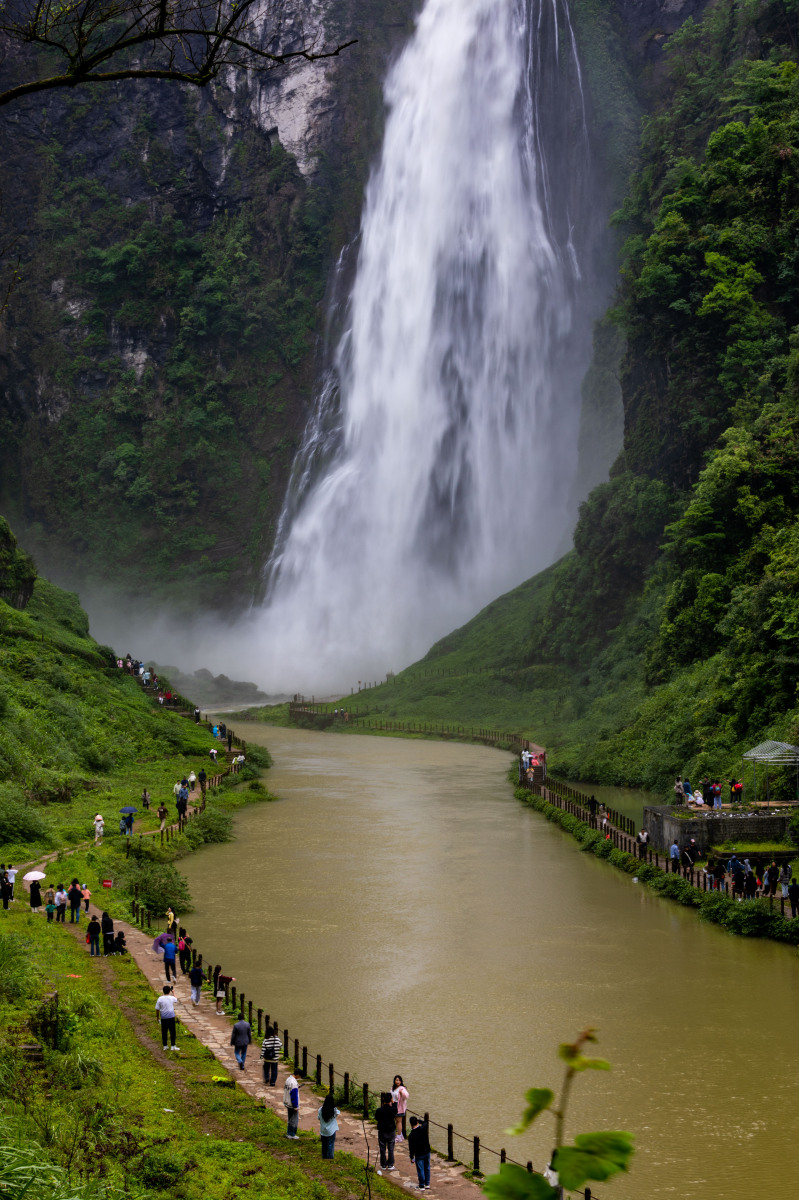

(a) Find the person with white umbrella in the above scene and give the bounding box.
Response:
[24,871,45,912]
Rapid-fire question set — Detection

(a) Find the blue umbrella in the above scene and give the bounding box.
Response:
[119,806,138,814]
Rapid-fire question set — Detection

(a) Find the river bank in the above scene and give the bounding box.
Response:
[179,724,799,1200]
[0,900,410,1200]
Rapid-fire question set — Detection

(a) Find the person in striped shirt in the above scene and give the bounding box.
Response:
[260,1024,282,1086]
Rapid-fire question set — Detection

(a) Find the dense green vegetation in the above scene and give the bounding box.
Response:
[0,544,277,908]
[298,0,799,795]
[0,1,419,612]
[0,903,397,1200]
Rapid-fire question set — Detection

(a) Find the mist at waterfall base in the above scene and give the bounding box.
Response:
[86,0,611,695]
[241,0,606,695]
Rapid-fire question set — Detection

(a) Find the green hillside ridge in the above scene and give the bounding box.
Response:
[0,526,274,877]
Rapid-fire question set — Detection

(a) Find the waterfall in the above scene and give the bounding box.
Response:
[256,0,598,693]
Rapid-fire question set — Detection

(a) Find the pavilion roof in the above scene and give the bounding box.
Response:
[743,740,799,764]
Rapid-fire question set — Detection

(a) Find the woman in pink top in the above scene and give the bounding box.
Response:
[81,884,91,913]
[392,1075,409,1140]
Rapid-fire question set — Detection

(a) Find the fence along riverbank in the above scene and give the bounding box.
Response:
[124,898,603,1199]
[288,701,547,757]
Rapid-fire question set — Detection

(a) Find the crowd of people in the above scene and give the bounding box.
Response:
[649,837,799,911]
[673,775,743,808]
[148,917,429,1182]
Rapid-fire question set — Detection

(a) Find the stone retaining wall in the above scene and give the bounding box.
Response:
[643,805,792,852]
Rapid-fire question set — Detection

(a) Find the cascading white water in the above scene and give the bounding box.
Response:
[255,0,595,693]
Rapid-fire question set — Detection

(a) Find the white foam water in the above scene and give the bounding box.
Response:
[254,0,594,693]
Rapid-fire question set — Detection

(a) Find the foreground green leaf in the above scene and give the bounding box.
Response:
[505,1087,555,1135]
[482,1162,558,1200]
[556,1131,635,1189]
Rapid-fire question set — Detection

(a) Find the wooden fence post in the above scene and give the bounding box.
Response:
[363,1083,369,1119]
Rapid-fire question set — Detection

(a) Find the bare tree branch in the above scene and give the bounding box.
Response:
[0,0,357,107]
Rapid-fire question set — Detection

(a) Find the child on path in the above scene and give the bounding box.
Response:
[87,915,101,955]
[317,1093,340,1159]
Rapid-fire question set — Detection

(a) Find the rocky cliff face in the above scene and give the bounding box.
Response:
[0,0,417,614]
[0,0,702,618]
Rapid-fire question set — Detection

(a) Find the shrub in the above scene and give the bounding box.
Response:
[0,798,50,846]
[192,809,232,844]
[244,746,272,769]
[122,861,192,913]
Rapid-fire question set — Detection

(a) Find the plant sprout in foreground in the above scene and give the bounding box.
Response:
[483,1030,634,1199]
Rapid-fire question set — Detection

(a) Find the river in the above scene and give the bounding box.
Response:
[182,727,798,1198]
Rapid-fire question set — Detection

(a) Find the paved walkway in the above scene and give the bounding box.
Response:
[18,871,484,1200]
[118,916,482,1197]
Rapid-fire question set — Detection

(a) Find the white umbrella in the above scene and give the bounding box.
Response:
[23,870,46,881]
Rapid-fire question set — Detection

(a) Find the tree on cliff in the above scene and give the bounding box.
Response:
[0,0,355,107]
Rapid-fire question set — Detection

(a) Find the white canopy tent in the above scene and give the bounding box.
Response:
[742,741,799,807]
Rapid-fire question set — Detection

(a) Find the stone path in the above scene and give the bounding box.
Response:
[18,870,485,1200]
[117,915,484,1198]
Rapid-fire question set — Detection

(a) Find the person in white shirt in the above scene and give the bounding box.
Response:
[155,986,179,1050]
[6,865,16,900]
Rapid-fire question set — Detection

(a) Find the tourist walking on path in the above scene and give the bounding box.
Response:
[7,864,16,900]
[101,911,114,955]
[87,915,101,956]
[157,803,168,832]
[94,814,104,844]
[408,1115,431,1190]
[376,1092,397,1171]
[788,878,799,918]
[189,962,205,1006]
[780,864,792,899]
[215,973,234,1014]
[82,883,91,912]
[1,871,11,910]
[68,881,82,923]
[178,933,192,973]
[260,1024,281,1086]
[155,985,179,1050]
[163,937,178,982]
[391,1075,409,1139]
[670,841,681,873]
[318,1093,340,1159]
[230,1016,252,1070]
[283,1071,301,1138]
[55,884,67,921]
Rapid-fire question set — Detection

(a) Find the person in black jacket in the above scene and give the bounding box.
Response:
[101,911,114,955]
[375,1093,397,1172]
[408,1116,431,1190]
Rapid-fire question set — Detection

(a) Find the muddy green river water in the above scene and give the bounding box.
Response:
[181,726,798,1199]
